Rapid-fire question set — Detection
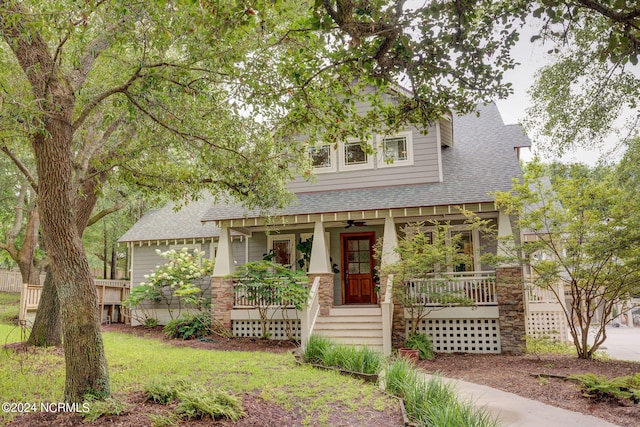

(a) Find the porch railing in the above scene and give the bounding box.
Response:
[19,279,130,324]
[405,271,497,306]
[232,279,308,308]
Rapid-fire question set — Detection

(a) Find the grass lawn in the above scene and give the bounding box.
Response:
[0,292,400,426]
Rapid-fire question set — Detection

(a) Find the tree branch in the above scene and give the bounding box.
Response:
[0,145,38,193]
[87,202,125,228]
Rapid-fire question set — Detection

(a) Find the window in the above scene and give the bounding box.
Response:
[340,140,373,170]
[452,230,476,272]
[378,132,413,167]
[266,234,295,268]
[309,145,336,173]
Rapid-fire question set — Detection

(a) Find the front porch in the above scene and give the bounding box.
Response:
[210,208,526,356]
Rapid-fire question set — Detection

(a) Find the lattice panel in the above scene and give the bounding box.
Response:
[407,318,501,353]
[232,319,300,340]
[527,311,567,343]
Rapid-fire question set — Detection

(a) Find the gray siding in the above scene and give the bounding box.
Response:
[439,119,453,147]
[287,123,441,194]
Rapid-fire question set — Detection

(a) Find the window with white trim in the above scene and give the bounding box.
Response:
[340,140,373,170]
[309,144,337,173]
[266,234,296,269]
[378,131,413,167]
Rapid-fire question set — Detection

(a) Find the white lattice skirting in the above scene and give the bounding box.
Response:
[527,311,568,343]
[408,318,501,353]
[232,319,300,340]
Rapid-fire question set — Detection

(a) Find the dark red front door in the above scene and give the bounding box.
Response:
[341,232,376,304]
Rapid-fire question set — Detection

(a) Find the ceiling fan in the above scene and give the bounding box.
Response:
[344,219,366,228]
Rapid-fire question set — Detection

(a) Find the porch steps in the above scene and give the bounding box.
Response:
[312,306,384,352]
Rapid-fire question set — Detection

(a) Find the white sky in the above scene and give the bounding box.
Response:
[493,21,633,166]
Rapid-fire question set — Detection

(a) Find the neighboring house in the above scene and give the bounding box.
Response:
[121,100,531,355]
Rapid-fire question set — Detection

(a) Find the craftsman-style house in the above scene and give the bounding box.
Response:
[120,101,530,356]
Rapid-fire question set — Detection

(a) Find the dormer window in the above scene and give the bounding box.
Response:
[341,141,373,170]
[309,144,336,173]
[378,131,413,167]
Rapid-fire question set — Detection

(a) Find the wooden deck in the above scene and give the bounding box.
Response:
[19,279,130,325]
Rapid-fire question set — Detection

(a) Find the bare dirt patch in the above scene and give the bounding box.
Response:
[418,353,640,427]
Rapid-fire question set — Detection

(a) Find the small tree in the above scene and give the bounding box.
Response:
[495,160,640,359]
[380,219,489,337]
[231,260,309,339]
[124,248,214,324]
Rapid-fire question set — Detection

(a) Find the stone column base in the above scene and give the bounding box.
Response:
[211,277,235,331]
[496,266,526,354]
[308,273,335,316]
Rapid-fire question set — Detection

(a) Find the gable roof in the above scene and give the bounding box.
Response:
[200,102,528,222]
[118,194,223,243]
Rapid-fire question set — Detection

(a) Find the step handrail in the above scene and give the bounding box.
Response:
[301,276,321,348]
[381,274,394,356]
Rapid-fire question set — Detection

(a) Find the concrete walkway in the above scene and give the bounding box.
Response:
[415,327,640,426]
[424,374,619,427]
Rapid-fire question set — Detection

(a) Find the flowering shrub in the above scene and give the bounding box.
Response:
[125,248,214,323]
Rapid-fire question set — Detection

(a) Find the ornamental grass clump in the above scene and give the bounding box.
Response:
[384,358,498,427]
[301,334,383,375]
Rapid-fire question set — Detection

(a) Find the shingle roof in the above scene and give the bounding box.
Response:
[118,194,223,243]
[200,102,528,222]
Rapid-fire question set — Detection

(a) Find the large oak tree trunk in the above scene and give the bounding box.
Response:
[27,272,61,347]
[30,77,110,400]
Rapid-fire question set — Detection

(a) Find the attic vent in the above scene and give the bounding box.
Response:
[438,118,453,147]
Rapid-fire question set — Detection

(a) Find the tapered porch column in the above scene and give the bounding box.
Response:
[382,217,405,349]
[496,211,526,354]
[307,221,334,315]
[211,226,235,331]
[382,216,400,354]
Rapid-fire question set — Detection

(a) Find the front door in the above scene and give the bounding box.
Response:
[341,232,376,304]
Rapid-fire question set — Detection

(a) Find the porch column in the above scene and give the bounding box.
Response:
[307,221,334,316]
[211,226,235,331]
[381,217,404,348]
[496,211,526,354]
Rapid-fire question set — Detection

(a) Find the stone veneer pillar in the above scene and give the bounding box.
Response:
[308,273,334,316]
[211,277,235,331]
[496,266,526,354]
[391,293,406,350]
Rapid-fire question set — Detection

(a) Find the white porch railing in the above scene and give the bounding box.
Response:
[301,276,321,348]
[232,279,308,308]
[381,275,394,356]
[406,271,497,306]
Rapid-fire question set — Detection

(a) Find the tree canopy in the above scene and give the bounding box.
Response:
[496,159,640,359]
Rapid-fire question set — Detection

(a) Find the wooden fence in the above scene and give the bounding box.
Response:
[0,271,45,293]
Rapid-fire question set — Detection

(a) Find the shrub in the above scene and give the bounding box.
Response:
[175,389,244,421]
[404,333,435,360]
[163,312,211,340]
[143,378,190,404]
[82,397,128,422]
[568,373,640,404]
